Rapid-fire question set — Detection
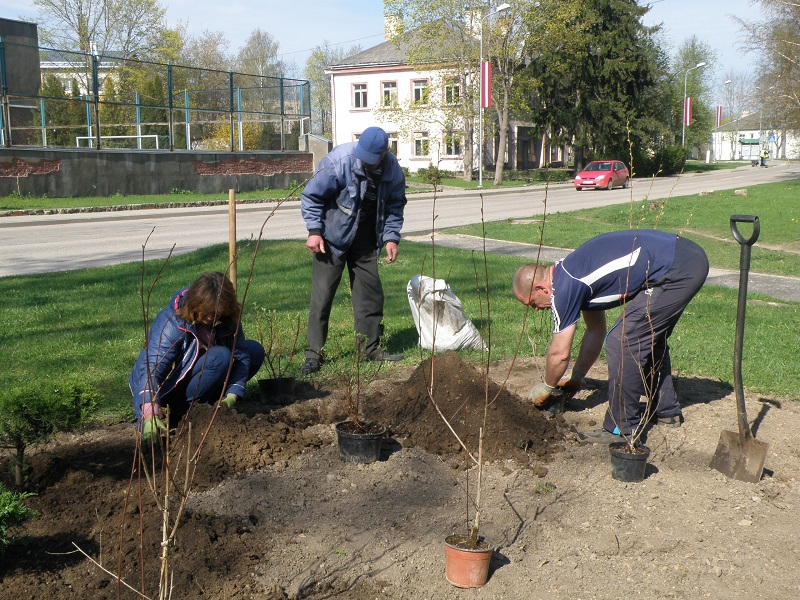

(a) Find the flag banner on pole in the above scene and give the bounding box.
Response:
[481,61,492,108]
[716,105,723,128]
[684,97,693,127]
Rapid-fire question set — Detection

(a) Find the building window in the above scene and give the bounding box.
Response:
[444,78,461,105]
[412,80,429,106]
[353,83,367,109]
[444,131,462,156]
[382,81,398,107]
[413,131,429,156]
[387,132,398,155]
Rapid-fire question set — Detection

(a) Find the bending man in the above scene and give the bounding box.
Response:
[513,230,708,443]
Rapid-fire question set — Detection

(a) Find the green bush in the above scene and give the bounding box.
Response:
[504,169,573,183]
[631,145,687,177]
[0,483,37,554]
[417,164,455,185]
[654,145,687,176]
[0,379,98,487]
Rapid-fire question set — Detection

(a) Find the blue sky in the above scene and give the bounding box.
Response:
[3,0,763,81]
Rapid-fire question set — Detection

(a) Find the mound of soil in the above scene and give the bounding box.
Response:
[366,351,562,466]
[2,354,799,600]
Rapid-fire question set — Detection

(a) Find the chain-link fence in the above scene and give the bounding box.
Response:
[0,41,311,152]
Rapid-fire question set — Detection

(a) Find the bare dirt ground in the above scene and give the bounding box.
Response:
[2,351,799,599]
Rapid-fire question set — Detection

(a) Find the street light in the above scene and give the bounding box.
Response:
[681,61,706,148]
[478,2,511,188]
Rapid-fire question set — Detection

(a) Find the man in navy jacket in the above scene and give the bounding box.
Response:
[300,127,407,375]
[513,230,709,443]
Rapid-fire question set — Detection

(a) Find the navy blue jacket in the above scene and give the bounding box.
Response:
[129,287,250,421]
[300,141,406,257]
[551,230,678,333]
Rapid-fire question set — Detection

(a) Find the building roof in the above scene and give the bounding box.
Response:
[330,38,411,69]
[329,24,456,71]
[716,111,762,132]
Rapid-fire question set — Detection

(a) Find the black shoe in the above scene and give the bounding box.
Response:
[366,350,404,363]
[301,357,321,375]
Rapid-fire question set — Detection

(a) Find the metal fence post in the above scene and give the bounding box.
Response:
[167,61,174,151]
[84,95,92,146]
[228,71,235,152]
[91,50,101,149]
[184,89,190,150]
[279,77,285,151]
[0,37,10,146]
[40,98,47,147]
[237,86,243,151]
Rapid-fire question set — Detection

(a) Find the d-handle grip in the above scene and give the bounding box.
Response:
[730,214,760,246]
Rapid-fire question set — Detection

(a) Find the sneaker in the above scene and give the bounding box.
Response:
[657,415,683,428]
[366,350,404,363]
[579,428,625,444]
[301,357,321,375]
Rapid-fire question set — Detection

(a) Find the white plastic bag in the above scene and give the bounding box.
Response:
[407,275,486,352]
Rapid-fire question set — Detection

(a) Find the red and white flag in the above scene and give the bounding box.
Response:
[715,105,723,128]
[684,97,693,127]
[480,61,492,108]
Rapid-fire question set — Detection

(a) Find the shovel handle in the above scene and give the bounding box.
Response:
[730,215,759,441]
[730,215,760,247]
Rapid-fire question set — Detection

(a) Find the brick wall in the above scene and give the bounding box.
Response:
[0,148,314,198]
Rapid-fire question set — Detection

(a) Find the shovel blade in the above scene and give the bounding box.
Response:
[709,429,769,483]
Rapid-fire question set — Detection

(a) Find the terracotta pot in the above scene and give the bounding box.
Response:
[335,421,385,464]
[444,534,492,588]
[609,442,651,482]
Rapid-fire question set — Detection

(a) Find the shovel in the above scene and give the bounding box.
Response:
[709,215,769,483]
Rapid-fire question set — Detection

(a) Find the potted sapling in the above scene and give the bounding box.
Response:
[255,308,302,405]
[334,335,387,464]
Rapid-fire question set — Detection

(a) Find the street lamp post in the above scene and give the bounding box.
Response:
[682,61,706,148]
[478,2,510,188]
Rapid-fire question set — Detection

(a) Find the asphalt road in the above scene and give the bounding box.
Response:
[1,161,798,278]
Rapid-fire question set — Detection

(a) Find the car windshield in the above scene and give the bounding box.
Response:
[584,162,611,172]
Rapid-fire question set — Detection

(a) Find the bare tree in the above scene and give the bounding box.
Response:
[33,0,166,57]
[304,41,361,138]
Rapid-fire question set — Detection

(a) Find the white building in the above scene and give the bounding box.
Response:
[711,110,800,162]
[326,26,468,174]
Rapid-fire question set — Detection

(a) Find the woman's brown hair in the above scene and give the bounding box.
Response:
[176,272,241,325]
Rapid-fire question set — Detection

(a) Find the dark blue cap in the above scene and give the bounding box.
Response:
[354,127,389,164]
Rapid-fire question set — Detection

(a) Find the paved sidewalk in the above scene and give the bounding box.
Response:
[404,233,800,303]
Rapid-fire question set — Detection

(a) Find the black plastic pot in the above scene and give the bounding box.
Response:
[335,421,385,464]
[609,442,651,482]
[258,377,296,405]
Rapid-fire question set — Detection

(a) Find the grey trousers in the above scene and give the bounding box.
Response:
[305,223,384,360]
[603,237,709,435]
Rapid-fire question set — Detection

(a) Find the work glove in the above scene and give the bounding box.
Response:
[141,416,166,443]
[528,382,556,408]
[221,393,237,409]
[557,366,587,396]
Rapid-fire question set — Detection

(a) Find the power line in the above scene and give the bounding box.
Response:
[279,33,385,58]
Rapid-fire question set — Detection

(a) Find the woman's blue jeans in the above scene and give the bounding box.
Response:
[164,340,264,423]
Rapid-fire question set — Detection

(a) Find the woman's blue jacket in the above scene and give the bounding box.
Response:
[129,287,250,421]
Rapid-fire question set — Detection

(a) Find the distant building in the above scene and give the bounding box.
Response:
[326,16,544,174]
[712,110,800,161]
[39,48,121,96]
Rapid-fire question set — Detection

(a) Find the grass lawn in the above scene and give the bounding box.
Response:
[1,216,798,426]
[444,180,800,277]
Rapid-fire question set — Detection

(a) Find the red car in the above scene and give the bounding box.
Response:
[574,160,630,190]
